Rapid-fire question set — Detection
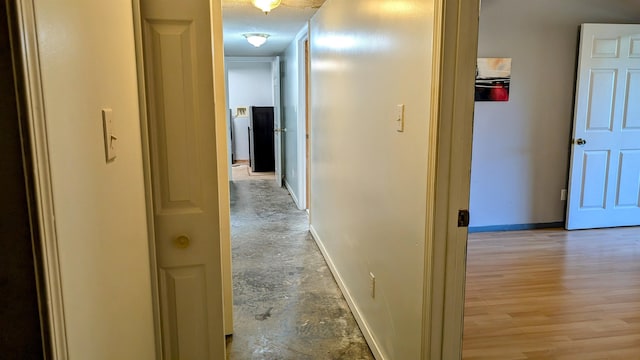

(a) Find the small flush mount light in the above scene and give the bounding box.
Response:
[244,33,270,47]
[251,0,282,14]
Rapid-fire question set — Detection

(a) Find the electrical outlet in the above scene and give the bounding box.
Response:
[369,272,376,299]
[561,189,567,201]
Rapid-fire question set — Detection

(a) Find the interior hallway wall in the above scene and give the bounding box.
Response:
[227,61,273,160]
[309,0,436,358]
[470,0,640,229]
[33,1,156,358]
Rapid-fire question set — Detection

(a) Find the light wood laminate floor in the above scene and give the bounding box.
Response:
[463,227,640,360]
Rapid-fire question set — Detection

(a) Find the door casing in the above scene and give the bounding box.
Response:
[10,1,68,358]
[422,0,479,358]
[1,1,49,357]
[225,56,284,187]
[297,26,310,211]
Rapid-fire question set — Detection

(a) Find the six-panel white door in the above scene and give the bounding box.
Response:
[566,24,640,230]
[140,0,226,358]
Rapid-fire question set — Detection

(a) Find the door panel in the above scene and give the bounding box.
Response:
[592,37,619,58]
[140,0,225,358]
[624,71,640,128]
[580,150,609,209]
[630,39,640,57]
[616,150,640,207]
[586,69,616,131]
[566,24,640,229]
[160,266,208,360]
[146,21,203,213]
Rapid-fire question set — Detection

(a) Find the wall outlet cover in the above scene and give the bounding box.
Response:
[236,106,248,117]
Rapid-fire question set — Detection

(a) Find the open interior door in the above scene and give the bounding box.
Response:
[566,24,640,230]
[272,56,283,187]
[140,0,227,358]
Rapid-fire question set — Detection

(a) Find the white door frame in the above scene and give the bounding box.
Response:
[296,25,309,210]
[225,56,283,185]
[422,0,479,359]
[210,0,235,340]
[12,1,70,358]
[130,0,166,355]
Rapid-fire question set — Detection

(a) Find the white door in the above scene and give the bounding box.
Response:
[273,56,284,187]
[248,106,256,169]
[566,24,640,230]
[140,0,226,358]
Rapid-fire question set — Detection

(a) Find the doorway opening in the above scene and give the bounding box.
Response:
[225,57,281,184]
[462,1,640,358]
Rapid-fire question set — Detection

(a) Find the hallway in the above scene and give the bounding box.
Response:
[226,173,374,359]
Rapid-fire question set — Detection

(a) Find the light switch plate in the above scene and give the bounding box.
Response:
[396,104,405,132]
[102,108,117,162]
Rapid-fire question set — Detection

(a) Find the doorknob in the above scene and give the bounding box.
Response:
[274,128,287,133]
[575,138,587,145]
[174,235,190,249]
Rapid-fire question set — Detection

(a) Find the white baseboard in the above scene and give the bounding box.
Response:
[309,225,385,360]
[284,179,304,210]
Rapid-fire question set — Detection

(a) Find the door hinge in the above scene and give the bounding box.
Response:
[457,210,470,227]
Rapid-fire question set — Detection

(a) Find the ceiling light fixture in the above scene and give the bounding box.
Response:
[243,33,270,47]
[251,0,282,14]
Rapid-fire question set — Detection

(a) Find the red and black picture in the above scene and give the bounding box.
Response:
[475,58,511,102]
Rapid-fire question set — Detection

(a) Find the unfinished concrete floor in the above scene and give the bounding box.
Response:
[226,175,374,360]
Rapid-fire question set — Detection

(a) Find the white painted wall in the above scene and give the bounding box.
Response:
[470,0,640,228]
[226,61,273,160]
[309,0,436,358]
[33,1,156,358]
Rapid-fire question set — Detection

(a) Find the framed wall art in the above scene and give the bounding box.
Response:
[475,58,511,101]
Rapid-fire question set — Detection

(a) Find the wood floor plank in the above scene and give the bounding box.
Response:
[462,227,640,359]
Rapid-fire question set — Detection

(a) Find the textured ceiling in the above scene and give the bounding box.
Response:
[222,0,325,56]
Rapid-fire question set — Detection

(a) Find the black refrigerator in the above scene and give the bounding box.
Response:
[249,106,275,172]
